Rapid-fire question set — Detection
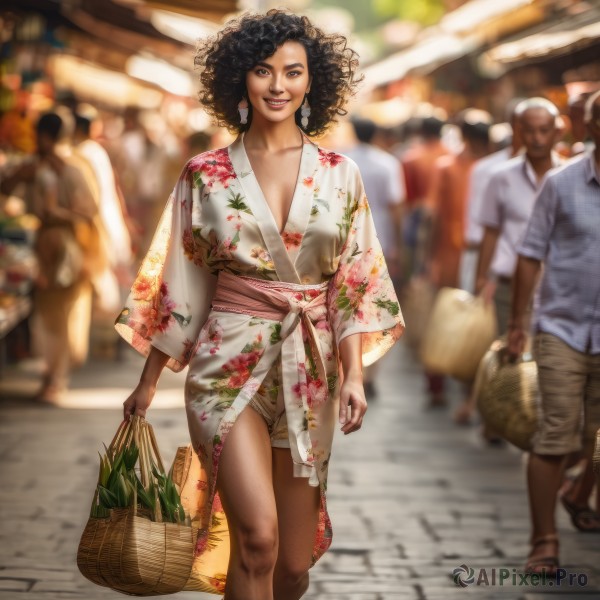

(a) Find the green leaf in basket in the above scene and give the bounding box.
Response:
[152,463,166,483]
[114,473,133,507]
[106,452,125,489]
[102,443,112,466]
[102,455,112,487]
[98,485,118,509]
[136,480,155,510]
[97,453,110,487]
[123,444,139,471]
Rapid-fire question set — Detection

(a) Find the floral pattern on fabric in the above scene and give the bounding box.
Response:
[116,135,404,594]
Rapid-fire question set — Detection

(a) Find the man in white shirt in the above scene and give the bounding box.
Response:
[454,98,561,428]
[343,117,405,398]
[344,117,405,268]
[459,101,524,292]
[475,98,562,334]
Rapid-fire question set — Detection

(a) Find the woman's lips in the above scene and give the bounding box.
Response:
[264,98,290,108]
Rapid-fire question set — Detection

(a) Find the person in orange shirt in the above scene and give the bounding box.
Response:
[428,110,492,289]
[401,115,449,279]
[424,110,491,406]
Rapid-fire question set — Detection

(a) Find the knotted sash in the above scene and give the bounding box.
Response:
[211,271,329,486]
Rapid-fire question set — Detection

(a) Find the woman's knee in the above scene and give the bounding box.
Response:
[235,521,278,575]
[274,558,311,591]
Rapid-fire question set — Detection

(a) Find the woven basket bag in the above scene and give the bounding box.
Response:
[475,339,541,451]
[420,287,498,381]
[593,428,600,477]
[77,417,197,596]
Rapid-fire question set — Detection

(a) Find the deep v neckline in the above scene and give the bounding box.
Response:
[240,131,308,236]
[228,131,318,282]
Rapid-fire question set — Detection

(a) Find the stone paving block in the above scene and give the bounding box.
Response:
[0,578,33,592]
[0,569,74,582]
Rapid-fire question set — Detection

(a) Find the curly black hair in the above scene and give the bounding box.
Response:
[195,9,362,137]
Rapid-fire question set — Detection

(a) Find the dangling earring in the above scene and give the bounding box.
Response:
[300,96,311,129]
[238,97,249,125]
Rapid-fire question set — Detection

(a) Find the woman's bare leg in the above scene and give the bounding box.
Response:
[217,408,279,600]
[272,448,320,600]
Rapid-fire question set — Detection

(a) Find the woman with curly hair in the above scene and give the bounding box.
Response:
[117,9,403,599]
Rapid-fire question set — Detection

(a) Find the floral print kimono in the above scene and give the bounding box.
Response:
[116,132,404,593]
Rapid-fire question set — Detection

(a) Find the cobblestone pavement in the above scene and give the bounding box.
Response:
[1,341,599,600]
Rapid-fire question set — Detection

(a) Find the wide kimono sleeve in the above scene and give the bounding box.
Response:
[115,162,217,372]
[328,161,405,366]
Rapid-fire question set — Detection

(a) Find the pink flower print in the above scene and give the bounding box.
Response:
[155,282,177,332]
[318,149,344,168]
[203,318,223,355]
[222,348,263,389]
[307,376,327,408]
[194,529,208,556]
[315,319,331,331]
[188,149,236,190]
[212,492,224,514]
[282,231,303,250]
[134,281,176,336]
[131,275,154,302]
[208,575,226,593]
[292,380,306,399]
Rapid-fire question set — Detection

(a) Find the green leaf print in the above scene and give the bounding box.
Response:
[227,191,252,214]
[327,374,338,392]
[172,311,192,328]
[374,298,400,316]
[116,308,130,325]
[192,171,204,190]
[311,197,330,216]
[350,242,361,258]
[337,192,355,241]
[269,323,282,344]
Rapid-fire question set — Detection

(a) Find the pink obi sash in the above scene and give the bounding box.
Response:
[211,271,330,485]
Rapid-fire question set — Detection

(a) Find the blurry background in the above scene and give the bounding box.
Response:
[1,2,600,599]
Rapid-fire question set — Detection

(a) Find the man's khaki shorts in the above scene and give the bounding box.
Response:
[532,332,600,455]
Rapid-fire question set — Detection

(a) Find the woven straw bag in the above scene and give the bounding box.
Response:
[77,417,197,596]
[420,287,498,381]
[475,339,540,450]
[170,445,230,594]
[593,428,600,477]
[400,276,436,353]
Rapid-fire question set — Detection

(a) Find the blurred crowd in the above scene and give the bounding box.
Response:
[335,89,600,574]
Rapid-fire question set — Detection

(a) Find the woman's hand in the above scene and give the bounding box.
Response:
[123,347,170,421]
[339,374,367,435]
[123,381,156,421]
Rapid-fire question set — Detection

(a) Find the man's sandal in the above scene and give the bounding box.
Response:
[524,534,559,576]
[561,496,600,532]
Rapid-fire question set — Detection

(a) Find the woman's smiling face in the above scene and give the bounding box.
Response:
[245,40,311,128]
